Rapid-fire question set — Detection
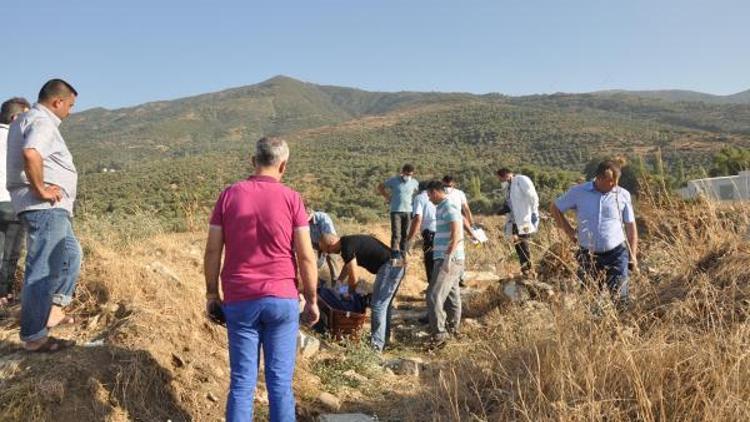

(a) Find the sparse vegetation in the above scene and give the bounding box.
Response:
[2,78,750,421]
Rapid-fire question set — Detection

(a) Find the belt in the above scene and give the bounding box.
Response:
[579,243,625,257]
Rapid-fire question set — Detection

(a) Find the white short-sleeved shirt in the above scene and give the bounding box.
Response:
[446,187,467,211]
[412,191,436,232]
[0,124,11,202]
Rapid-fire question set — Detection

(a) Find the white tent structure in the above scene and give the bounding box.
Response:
[678,171,750,201]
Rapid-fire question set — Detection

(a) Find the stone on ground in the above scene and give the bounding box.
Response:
[318,414,375,422]
[318,392,342,411]
[502,280,530,303]
[298,331,321,359]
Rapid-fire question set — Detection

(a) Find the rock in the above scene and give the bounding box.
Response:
[386,357,424,376]
[414,330,429,339]
[462,318,481,329]
[391,308,425,321]
[460,287,483,303]
[318,414,375,422]
[520,280,556,299]
[502,281,530,303]
[171,352,187,368]
[342,369,368,384]
[207,391,219,402]
[464,271,500,283]
[298,331,320,359]
[318,392,341,411]
[145,261,181,284]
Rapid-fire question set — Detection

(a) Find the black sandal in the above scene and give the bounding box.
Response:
[26,336,76,353]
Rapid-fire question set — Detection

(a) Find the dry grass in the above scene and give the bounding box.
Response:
[414,193,750,421]
[2,190,750,421]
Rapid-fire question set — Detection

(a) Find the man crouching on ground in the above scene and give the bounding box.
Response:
[319,233,405,352]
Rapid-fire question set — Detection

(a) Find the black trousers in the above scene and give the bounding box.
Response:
[0,202,23,297]
[512,224,532,272]
[389,212,411,256]
[422,229,435,284]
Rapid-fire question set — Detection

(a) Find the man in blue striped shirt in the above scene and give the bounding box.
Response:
[425,180,465,346]
[550,160,638,303]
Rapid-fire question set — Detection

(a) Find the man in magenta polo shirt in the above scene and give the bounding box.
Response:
[204,136,319,422]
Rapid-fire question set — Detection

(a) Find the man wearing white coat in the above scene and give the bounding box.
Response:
[496,168,539,276]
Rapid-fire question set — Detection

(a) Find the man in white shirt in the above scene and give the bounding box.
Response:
[442,175,475,232]
[496,168,539,277]
[442,175,476,287]
[0,97,30,306]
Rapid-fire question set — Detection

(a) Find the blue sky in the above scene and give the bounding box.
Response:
[2,0,748,110]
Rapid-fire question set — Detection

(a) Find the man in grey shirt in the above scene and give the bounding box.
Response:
[0,97,30,306]
[7,79,81,352]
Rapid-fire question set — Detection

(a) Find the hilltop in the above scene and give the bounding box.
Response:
[595,88,750,105]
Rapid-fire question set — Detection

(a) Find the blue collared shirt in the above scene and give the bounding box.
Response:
[7,103,78,217]
[309,211,336,249]
[412,191,436,232]
[384,175,419,213]
[555,182,635,253]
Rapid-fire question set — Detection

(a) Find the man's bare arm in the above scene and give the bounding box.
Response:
[204,227,224,299]
[462,203,475,227]
[550,202,576,243]
[377,183,389,202]
[294,228,320,325]
[22,148,61,203]
[625,222,638,259]
[407,214,423,241]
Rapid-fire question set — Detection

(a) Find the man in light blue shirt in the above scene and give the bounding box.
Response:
[550,160,638,302]
[407,183,437,283]
[377,164,419,259]
[308,209,338,282]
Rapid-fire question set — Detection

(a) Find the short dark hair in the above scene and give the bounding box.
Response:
[595,160,621,181]
[496,168,512,178]
[441,175,455,184]
[401,163,415,174]
[0,97,30,124]
[38,79,78,103]
[417,180,429,192]
[425,180,445,192]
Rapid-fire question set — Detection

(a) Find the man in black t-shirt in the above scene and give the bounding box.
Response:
[320,234,406,352]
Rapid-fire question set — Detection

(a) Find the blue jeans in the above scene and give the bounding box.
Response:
[370,263,405,351]
[19,209,81,342]
[224,297,299,422]
[576,243,629,301]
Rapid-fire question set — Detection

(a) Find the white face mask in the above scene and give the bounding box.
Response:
[445,187,454,194]
[402,175,412,182]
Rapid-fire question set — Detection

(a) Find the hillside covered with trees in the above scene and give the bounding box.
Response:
[61,76,750,228]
